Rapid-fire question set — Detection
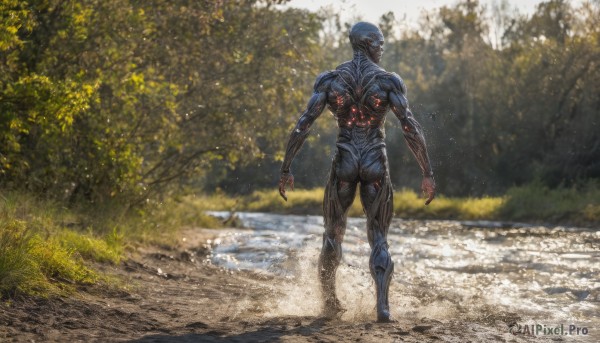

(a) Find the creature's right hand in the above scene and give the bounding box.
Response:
[278,172,295,201]
[422,175,436,205]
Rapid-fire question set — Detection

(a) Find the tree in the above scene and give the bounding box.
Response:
[0,0,324,203]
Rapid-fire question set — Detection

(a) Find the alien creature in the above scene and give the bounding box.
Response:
[278,22,436,322]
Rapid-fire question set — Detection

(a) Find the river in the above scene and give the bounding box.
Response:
[207,212,599,340]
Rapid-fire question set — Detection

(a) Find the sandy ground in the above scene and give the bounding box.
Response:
[0,227,576,342]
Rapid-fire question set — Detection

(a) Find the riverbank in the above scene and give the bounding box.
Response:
[0,191,220,299]
[190,181,600,228]
[0,227,576,343]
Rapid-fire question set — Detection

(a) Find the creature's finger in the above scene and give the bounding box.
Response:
[290,178,295,191]
[279,188,288,201]
[424,191,435,205]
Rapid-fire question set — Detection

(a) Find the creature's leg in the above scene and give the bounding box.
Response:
[320,150,358,317]
[359,148,394,322]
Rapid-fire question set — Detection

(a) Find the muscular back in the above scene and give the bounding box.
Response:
[320,55,404,130]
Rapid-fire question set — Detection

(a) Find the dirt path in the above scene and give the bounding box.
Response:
[0,228,567,342]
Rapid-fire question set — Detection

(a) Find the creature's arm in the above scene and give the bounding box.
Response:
[387,75,436,205]
[279,73,331,201]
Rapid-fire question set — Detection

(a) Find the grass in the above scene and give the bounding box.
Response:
[188,188,506,220]
[0,219,97,297]
[0,220,46,297]
[393,190,505,220]
[186,181,600,227]
[0,190,228,299]
[56,228,122,264]
[0,192,129,298]
[499,179,600,226]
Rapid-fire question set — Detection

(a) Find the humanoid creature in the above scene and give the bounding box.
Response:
[278,22,436,322]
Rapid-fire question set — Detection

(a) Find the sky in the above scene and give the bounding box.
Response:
[279,0,586,27]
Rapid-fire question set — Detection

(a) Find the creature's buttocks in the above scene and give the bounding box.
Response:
[326,60,391,129]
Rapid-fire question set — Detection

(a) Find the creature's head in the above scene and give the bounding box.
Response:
[349,22,384,63]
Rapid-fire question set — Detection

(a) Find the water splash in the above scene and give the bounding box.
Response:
[207,212,599,338]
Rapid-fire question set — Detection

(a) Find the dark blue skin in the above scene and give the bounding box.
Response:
[279,22,435,322]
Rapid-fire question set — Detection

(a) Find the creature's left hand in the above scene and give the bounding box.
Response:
[422,176,436,205]
[278,172,295,201]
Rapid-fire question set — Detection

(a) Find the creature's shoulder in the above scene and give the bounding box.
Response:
[314,70,338,92]
[335,60,354,71]
[379,72,407,95]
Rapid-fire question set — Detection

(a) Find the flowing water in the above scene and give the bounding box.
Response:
[207,212,599,339]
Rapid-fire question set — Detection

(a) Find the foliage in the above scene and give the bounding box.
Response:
[376,0,600,196]
[0,0,322,204]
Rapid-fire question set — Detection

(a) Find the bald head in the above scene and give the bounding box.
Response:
[349,22,384,63]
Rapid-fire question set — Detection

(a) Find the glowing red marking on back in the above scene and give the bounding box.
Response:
[372,95,382,108]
